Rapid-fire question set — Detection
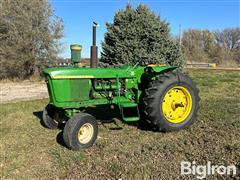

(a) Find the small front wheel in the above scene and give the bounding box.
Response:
[63,113,98,150]
[42,104,59,129]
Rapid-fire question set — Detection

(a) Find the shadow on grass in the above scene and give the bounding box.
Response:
[33,111,42,121]
[85,105,124,130]
[33,111,48,128]
[56,131,68,148]
[33,105,154,149]
[84,105,154,132]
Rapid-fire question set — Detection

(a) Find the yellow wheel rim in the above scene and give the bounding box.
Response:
[162,86,193,124]
[78,123,94,144]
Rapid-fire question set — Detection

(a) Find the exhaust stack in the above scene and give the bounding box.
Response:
[90,22,99,68]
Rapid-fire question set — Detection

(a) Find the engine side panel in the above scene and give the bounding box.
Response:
[50,79,91,103]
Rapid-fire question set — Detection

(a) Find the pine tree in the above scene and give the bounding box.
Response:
[101,4,184,67]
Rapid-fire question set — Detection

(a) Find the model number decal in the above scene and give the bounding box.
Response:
[53,75,94,79]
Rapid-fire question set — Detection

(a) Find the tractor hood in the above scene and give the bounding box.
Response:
[43,67,135,79]
[43,66,177,80]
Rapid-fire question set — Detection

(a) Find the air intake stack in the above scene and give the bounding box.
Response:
[70,44,82,66]
[90,22,99,68]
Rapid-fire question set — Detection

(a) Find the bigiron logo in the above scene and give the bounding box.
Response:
[181,161,237,179]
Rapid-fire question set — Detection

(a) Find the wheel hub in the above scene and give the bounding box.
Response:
[78,123,94,144]
[162,86,192,123]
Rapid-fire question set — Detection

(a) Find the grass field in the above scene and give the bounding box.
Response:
[0,70,240,179]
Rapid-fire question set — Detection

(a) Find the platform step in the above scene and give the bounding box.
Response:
[120,102,138,108]
[123,117,140,122]
[120,102,140,122]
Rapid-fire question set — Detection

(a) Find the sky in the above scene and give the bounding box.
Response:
[50,0,240,58]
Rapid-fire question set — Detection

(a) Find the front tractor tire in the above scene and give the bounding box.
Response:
[63,113,98,150]
[42,103,59,129]
[142,72,200,132]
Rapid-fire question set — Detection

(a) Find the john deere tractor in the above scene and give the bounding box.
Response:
[42,23,199,150]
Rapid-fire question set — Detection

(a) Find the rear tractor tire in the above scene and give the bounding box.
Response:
[142,72,200,132]
[63,113,98,150]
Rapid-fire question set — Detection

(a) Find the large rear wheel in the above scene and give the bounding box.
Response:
[142,72,200,132]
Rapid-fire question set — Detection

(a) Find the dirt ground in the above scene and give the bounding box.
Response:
[0,81,48,104]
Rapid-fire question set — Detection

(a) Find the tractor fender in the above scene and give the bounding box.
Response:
[138,66,178,90]
[151,66,178,75]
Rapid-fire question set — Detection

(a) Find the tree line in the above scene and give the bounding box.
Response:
[181,28,240,66]
[0,2,239,79]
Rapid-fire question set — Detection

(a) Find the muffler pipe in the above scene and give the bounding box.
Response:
[90,22,99,68]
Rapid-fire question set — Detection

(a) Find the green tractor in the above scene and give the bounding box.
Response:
[42,23,200,150]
